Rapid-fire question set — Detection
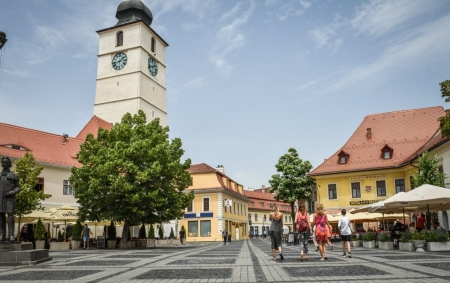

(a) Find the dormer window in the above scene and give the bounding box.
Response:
[381,145,393,160]
[117,31,123,46]
[338,150,349,165]
[2,144,28,151]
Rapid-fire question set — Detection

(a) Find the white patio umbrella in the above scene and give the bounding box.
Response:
[46,205,79,241]
[384,184,450,229]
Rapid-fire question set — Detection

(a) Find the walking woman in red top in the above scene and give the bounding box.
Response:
[314,203,330,260]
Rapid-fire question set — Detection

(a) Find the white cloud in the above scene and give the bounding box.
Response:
[351,0,438,37]
[184,77,207,89]
[2,68,31,78]
[308,27,336,48]
[220,3,242,22]
[182,22,201,31]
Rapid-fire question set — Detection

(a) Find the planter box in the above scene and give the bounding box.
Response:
[399,242,415,252]
[107,240,116,249]
[127,241,136,248]
[350,240,359,247]
[363,240,375,248]
[71,240,81,250]
[50,242,70,250]
[157,239,167,246]
[146,239,155,247]
[378,241,394,250]
[35,240,45,250]
[427,242,450,251]
[138,239,147,247]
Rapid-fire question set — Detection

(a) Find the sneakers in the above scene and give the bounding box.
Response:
[342,253,346,257]
[347,252,352,258]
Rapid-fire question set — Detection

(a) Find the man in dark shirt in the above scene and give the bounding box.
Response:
[80,224,93,249]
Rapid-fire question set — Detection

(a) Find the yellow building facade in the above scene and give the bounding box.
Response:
[180,164,250,242]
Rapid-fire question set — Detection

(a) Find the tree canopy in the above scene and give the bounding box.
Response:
[411,151,446,188]
[13,151,51,237]
[437,79,450,137]
[269,148,315,218]
[70,111,194,247]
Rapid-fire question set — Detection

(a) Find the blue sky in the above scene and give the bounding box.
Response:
[1,0,449,189]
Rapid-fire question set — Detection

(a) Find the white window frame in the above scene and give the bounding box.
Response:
[63,180,73,195]
[395,178,405,193]
[376,180,387,197]
[351,182,361,199]
[328,184,338,200]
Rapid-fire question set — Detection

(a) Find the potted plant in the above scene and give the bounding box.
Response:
[34,218,46,249]
[127,228,135,248]
[362,232,375,248]
[350,234,359,247]
[71,220,82,250]
[138,224,147,247]
[377,232,393,250]
[411,231,426,251]
[157,225,166,245]
[147,224,155,247]
[425,230,450,251]
[107,221,117,249]
[399,232,414,252]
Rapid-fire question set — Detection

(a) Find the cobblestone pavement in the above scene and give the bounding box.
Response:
[1,238,450,282]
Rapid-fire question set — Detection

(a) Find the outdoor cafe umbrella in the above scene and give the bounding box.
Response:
[384,184,450,229]
[46,205,79,241]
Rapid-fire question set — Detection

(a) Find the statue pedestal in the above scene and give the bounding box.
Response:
[0,241,52,266]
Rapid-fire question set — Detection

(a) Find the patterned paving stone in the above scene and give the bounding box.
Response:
[283,264,388,277]
[372,254,444,260]
[169,258,236,265]
[64,260,137,266]
[414,262,450,271]
[133,268,233,279]
[0,270,100,280]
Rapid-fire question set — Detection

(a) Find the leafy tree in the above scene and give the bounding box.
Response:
[72,220,82,241]
[158,225,164,239]
[34,218,46,240]
[70,111,194,248]
[148,224,155,239]
[437,80,450,137]
[411,151,446,188]
[13,151,51,238]
[269,148,316,223]
[139,224,146,239]
[107,221,116,240]
[169,227,174,239]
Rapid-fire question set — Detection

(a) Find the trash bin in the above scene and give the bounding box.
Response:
[227,235,231,242]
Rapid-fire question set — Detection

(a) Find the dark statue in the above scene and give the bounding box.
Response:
[0,31,7,50]
[0,157,20,242]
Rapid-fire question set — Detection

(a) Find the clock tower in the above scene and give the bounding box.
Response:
[94,0,168,126]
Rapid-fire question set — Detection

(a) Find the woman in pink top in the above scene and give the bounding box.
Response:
[314,203,330,260]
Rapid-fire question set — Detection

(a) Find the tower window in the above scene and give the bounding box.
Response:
[117,31,123,46]
[151,37,156,53]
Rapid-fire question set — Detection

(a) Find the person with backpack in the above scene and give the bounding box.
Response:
[222,229,228,245]
[314,203,330,260]
[295,203,311,261]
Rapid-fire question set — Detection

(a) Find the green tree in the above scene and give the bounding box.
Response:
[437,80,450,137]
[72,220,82,241]
[13,151,51,238]
[148,224,155,239]
[107,221,116,240]
[70,111,194,248]
[139,224,146,239]
[158,225,164,239]
[269,148,316,223]
[33,218,46,240]
[411,151,446,188]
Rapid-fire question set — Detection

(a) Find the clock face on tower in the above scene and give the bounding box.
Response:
[112,52,127,70]
[148,57,158,76]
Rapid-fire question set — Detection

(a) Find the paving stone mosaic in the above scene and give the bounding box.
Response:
[0,270,100,280]
[168,258,236,265]
[415,262,450,271]
[371,254,443,260]
[133,268,233,279]
[64,260,137,266]
[284,264,387,277]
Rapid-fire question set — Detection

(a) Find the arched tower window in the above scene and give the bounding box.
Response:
[117,31,123,46]
[151,37,156,53]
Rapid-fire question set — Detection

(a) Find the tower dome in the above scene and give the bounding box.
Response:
[115,0,153,27]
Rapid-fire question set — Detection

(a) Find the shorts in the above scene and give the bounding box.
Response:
[316,234,327,243]
[83,236,90,242]
[341,234,351,242]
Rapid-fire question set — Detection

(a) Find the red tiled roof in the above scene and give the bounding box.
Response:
[0,123,82,167]
[310,106,446,176]
[76,115,112,140]
[187,163,218,174]
[244,190,292,212]
[0,116,113,168]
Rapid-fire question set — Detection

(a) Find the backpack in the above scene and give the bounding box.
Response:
[297,212,308,232]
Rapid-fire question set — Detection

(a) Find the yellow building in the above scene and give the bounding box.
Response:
[180,164,250,242]
[244,187,294,236]
[309,106,446,221]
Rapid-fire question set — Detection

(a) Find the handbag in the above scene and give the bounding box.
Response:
[269,230,275,236]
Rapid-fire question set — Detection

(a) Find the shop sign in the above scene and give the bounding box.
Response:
[349,200,380,205]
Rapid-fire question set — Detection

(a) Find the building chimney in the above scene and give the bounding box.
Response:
[216,165,225,174]
[366,128,372,139]
[62,134,69,145]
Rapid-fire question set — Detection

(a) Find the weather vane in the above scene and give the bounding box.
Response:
[0,31,7,50]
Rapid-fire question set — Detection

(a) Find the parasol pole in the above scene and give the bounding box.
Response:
[383,213,386,230]
[403,208,406,224]
[427,204,431,230]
